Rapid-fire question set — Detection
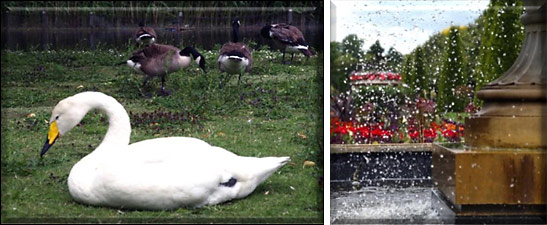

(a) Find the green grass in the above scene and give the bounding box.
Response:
[1,46,324,223]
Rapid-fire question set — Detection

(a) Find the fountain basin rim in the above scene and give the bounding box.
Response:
[477,87,546,101]
[331,143,433,154]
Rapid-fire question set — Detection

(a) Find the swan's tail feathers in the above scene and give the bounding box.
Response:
[251,156,290,184]
[232,156,290,199]
[277,156,291,167]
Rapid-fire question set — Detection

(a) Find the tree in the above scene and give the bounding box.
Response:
[401,54,416,90]
[341,34,365,59]
[413,47,429,98]
[385,47,403,72]
[420,32,448,97]
[330,41,346,91]
[438,27,469,112]
[474,0,524,96]
[365,40,385,71]
[331,34,365,92]
[331,53,358,92]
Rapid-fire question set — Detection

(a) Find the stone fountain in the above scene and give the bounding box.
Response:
[432,0,546,219]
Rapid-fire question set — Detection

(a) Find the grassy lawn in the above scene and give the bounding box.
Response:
[1,46,324,223]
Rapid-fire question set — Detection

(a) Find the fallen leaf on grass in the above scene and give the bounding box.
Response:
[303,160,316,168]
[297,132,307,139]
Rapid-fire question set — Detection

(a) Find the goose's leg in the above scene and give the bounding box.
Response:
[290,53,295,63]
[245,70,252,85]
[282,51,287,64]
[159,75,171,96]
[225,74,234,87]
[219,74,225,89]
[141,75,153,98]
[238,73,242,85]
[219,74,233,89]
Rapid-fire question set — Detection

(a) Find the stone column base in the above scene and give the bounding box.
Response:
[432,144,546,216]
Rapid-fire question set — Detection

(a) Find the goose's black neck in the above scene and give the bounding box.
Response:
[180,46,200,59]
[232,20,240,43]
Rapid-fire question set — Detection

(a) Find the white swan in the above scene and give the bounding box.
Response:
[40,91,290,210]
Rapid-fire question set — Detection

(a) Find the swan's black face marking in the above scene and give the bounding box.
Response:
[220,177,237,187]
[41,120,60,157]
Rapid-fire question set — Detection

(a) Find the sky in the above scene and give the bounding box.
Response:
[331,0,490,55]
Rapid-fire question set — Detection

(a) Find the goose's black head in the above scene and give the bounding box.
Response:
[232,17,240,30]
[260,25,273,39]
[180,47,207,73]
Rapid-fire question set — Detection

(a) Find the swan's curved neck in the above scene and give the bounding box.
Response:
[78,93,131,149]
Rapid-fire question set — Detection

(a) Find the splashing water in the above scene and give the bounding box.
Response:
[331,187,445,224]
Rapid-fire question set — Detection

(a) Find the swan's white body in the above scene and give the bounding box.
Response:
[43,92,289,210]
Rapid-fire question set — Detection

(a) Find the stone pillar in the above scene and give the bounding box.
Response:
[432,0,546,217]
[466,0,546,149]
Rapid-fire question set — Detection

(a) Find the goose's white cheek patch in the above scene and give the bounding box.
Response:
[127,61,143,74]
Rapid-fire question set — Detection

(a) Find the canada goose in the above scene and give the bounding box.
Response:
[40,91,290,209]
[260,23,316,64]
[135,22,157,46]
[125,43,206,97]
[217,17,252,88]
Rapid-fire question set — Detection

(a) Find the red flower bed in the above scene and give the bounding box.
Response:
[350,72,402,81]
[331,117,464,144]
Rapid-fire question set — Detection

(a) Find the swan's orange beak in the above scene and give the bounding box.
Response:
[41,121,59,158]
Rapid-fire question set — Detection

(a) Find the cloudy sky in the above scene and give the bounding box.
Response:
[331,0,490,55]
